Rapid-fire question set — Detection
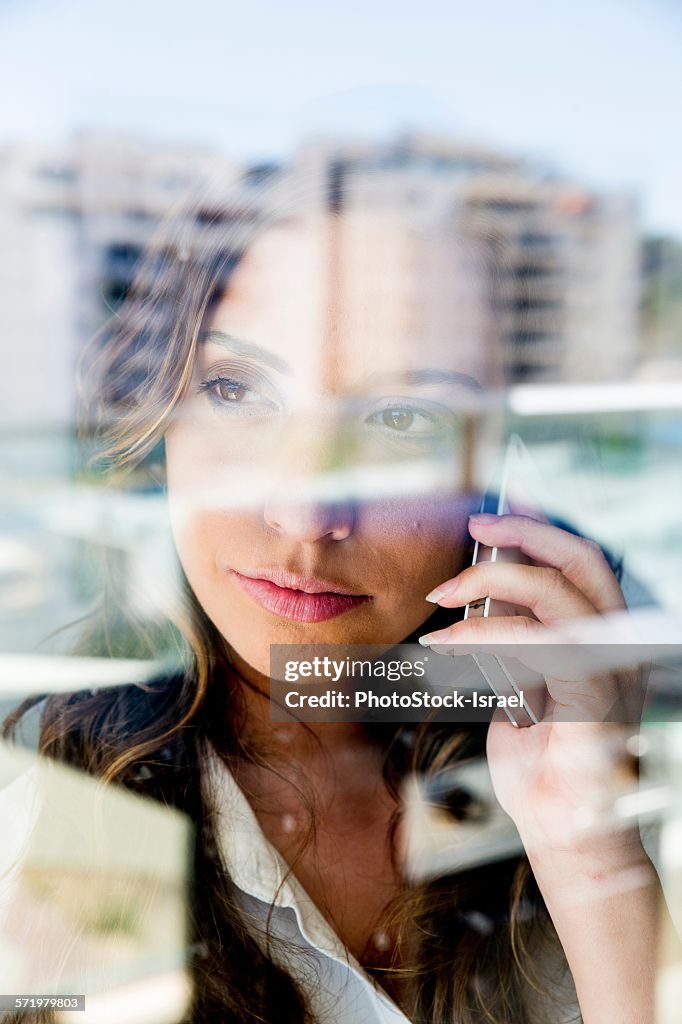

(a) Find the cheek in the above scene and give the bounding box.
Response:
[167,506,250,587]
[165,427,233,574]
[356,492,476,590]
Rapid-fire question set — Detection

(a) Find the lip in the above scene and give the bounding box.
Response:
[231,568,372,623]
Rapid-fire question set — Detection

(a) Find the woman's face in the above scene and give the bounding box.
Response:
[164,213,495,679]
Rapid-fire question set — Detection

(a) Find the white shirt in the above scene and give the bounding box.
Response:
[201,739,411,1024]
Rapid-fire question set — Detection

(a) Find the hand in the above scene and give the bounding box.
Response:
[420,511,659,1024]
[419,513,643,861]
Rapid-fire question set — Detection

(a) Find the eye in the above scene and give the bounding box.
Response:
[366,403,441,437]
[203,377,249,403]
[197,374,279,416]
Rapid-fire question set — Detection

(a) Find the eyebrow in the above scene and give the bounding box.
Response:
[367,368,483,391]
[201,330,481,391]
[201,329,291,375]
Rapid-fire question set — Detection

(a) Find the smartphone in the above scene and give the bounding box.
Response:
[463,435,544,727]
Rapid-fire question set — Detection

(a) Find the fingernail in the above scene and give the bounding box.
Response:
[425,573,462,602]
[469,513,498,524]
[425,578,458,603]
[418,634,434,645]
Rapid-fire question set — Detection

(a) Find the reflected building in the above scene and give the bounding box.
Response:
[0,134,241,431]
[292,134,640,383]
[640,235,682,378]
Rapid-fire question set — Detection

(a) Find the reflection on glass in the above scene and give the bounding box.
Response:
[0,125,680,1024]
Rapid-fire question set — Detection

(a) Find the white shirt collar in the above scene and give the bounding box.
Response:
[202,737,359,963]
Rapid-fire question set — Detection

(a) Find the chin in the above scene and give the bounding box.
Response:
[223,611,422,682]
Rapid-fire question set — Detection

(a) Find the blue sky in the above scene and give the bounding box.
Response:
[1,0,680,235]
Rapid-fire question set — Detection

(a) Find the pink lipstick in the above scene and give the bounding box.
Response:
[231,569,371,623]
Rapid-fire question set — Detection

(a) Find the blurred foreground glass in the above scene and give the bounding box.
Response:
[0,740,191,1024]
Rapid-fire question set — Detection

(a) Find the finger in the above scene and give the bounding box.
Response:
[419,619,621,722]
[466,514,626,614]
[427,560,597,626]
[419,617,612,684]
[419,613,554,650]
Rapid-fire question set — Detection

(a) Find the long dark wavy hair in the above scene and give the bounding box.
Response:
[2,172,577,1023]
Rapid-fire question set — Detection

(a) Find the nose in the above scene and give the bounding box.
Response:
[263,409,356,542]
[264,495,355,542]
